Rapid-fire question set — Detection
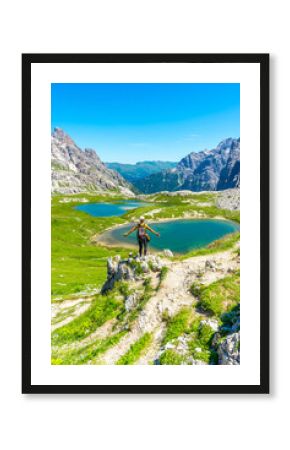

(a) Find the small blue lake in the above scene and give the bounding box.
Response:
[98,219,239,254]
[75,200,149,217]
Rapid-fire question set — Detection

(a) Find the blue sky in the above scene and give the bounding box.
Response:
[51,83,240,164]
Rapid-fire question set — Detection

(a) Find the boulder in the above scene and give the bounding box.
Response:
[217,331,240,365]
[163,249,174,258]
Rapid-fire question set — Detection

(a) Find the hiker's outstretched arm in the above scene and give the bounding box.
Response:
[146,225,160,236]
[124,225,137,236]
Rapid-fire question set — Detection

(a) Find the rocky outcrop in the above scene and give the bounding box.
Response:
[134,138,240,194]
[101,254,166,293]
[217,331,240,365]
[51,128,134,196]
[124,293,138,312]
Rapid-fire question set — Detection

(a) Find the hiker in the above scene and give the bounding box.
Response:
[123,216,160,257]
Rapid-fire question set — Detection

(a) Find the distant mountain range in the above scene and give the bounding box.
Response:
[51,131,240,196]
[106,161,176,184]
[133,138,240,193]
[51,128,134,195]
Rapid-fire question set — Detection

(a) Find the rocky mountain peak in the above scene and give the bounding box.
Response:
[51,129,134,196]
[52,127,76,146]
[134,137,240,193]
[216,137,239,150]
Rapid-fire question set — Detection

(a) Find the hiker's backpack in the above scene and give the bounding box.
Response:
[138,226,146,238]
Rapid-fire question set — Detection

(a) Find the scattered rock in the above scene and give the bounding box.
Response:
[150,255,165,272]
[205,259,216,270]
[125,294,138,312]
[163,249,174,258]
[200,319,219,332]
[138,310,151,331]
[164,342,175,350]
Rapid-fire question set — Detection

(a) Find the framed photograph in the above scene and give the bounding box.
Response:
[22,53,269,394]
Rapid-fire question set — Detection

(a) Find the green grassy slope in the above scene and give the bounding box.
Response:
[51,194,129,299]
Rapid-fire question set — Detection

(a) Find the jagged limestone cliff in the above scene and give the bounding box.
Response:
[51,128,134,196]
[134,138,240,194]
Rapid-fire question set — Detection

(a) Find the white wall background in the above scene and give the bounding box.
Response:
[0,1,287,449]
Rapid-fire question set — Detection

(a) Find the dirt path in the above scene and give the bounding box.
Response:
[99,248,239,365]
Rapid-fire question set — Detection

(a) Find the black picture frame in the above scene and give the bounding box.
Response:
[22,53,269,394]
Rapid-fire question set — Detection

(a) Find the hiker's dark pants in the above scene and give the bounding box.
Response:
[138,237,148,256]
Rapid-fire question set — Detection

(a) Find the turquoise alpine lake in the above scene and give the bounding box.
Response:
[98,219,239,254]
[75,200,150,217]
